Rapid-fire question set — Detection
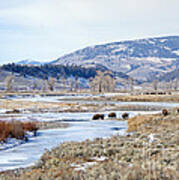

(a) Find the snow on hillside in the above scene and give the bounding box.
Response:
[17,59,46,65]
[52,36,179,82]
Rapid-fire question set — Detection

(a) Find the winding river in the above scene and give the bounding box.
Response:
[0,95,179,171]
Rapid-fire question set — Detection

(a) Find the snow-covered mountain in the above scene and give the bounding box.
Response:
[17,59,44,65]
[51,36,179,82]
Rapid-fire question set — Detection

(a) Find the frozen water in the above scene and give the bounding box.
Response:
[4,95,179,108]
[0,110,159,122]
[0,95,178,171]
[0,119,127,171]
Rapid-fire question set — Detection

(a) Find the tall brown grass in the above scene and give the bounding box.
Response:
[23,122,39,136]
[0,121,38,142]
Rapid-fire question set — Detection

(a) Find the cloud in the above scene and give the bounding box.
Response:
[0,0,178,64]
[0,0,178,29]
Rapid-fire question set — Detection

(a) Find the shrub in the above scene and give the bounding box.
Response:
[0,120,39,142]
[0,120,25,141]
[0,121,8,142]
[8,120,25,140]
[23,122,39,136]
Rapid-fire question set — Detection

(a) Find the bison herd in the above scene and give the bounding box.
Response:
[92,108,178,120]
[92,112,129,120]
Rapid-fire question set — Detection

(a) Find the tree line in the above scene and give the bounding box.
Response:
[1,63,98,80]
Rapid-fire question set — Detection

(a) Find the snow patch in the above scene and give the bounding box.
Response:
[112,45,127,53]
[0,138,24,151]
[72,162,97,171]
[133,57,175,63]
[173,50,179,56]
[147,40,155,45]
[163,46,171,51]
[160,39,167,43]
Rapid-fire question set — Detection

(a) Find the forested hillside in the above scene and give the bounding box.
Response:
[1,63,128,80]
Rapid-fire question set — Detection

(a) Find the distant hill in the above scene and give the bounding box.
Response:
[158,68,179,82]
[17,59,46,65]
[1,63,129,81]
[51,36,179,82]
[1,63,130,89]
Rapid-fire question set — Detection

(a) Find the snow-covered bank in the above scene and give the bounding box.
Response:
[0,110,159,122]
[0,132,34,151]
[0,109,160,172]
[0,120,127,171]
[0,95,178,172]
[4,95,179,108]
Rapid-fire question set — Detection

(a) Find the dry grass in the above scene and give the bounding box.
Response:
[0,99,77,112]
[81,94,179,102]
[23,122,39,136]
[113,94,179,102]
[127,109,179,133]
[0,121,25,142]
[0,120,38,142]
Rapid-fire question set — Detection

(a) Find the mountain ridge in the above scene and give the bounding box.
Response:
[51,35,179,82]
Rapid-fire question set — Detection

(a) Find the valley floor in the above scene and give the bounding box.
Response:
[0,112,178,179]
[0,93,178,179]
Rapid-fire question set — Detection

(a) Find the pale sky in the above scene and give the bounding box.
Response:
[0,0,178,64]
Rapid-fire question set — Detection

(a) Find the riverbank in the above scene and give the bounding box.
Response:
[0,108,178,179]
[0,98,176,115]
[70,94,179,102]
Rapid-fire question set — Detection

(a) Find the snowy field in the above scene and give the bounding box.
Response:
[0,119,127,171]
[4,94,179,108]
[0,110,159,122]
[0,110,159,171]
[0,95,178,171]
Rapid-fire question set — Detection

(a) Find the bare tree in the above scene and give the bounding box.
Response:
[5,75,14,92]
[169,80,173,90]
[89,71,116,93]
[122,79,127,91]
[103,75,111,92]
[32,80,39,91]
[129,77,134,91]
[174,78,178,90]
[74,76,79,92]
[39,79,46,92]
[69,77,73,92]
[153,80,158,91]
[46,77,56,91]
[165,81,170,91]
[61,77,66,91]
[89,78,96,92]
[96,71,104,92]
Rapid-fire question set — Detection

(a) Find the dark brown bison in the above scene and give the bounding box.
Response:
[6,109,21,114]
[162,109,168,116]
[92,114,105,120]
[108,112,116,118]
[122,113,129,120]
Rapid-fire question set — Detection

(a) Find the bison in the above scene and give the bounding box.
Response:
[108,112,117,118]
[176,108,179,114]
[162,109,168,116]
[122,112,129,120]
[92,114,105,120]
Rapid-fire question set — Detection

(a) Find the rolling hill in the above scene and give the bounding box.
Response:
[51,36,179,82]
